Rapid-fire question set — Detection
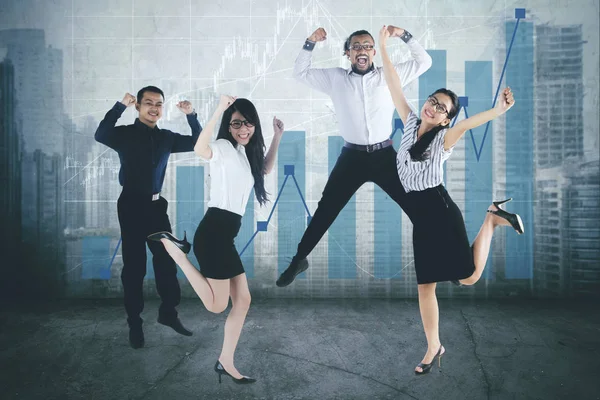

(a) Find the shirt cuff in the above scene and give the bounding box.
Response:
[303,39,316,51]
[113,101,127,113]
[399,30,413,43]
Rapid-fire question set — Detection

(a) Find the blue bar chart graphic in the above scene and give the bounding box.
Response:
[328,136,356,279]
[465,61,494,279]
[505,12,534,279]
[81,9,531,284]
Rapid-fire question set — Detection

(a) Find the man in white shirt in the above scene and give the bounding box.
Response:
[276,26,432,287]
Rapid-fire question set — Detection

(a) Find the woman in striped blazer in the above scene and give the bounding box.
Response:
[378,25,525,375]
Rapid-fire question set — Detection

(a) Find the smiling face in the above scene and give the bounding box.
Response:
[136,91,163,126]
[420,93,453,127]
[346,33,376,74]
[229,111,255,146]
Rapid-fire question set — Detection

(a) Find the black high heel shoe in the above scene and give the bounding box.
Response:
[147,231,191,254]
[415,345,445,375]
[214,360,256,384]
[487,198,524,234]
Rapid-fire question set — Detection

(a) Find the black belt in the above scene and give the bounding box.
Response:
[121,190,161,201]
[343,139,393,153]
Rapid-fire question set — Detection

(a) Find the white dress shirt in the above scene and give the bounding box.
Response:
[396,111,454,192]
[198,139,254,216]
[293,38,432,145]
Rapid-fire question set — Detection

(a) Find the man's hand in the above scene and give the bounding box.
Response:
[386,25,406,38]
[176,100,194,115]
[308,27,327,42]
[120,93,136,107]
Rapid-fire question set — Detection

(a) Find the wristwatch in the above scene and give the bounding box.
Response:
[400,30,413,43]
[303,39,316,51]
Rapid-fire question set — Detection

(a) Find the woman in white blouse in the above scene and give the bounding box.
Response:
[379,26,525,375]
[148,95,284,384]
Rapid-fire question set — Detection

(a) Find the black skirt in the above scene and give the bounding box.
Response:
[193,207,245,280]
[405,185,476,284]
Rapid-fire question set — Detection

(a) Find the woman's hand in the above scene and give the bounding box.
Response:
[495,87,515,115]
[379,25,391,48]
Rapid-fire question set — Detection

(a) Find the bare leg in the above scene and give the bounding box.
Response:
[218,273,252,379]
[459,204,511,285]
[160,239,230,313]
[416,283,445,373]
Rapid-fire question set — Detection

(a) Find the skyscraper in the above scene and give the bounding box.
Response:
[562,158,600,296]
[21,149,66,296]
[0,57,23,299]
[535,25,584,168]
[533,166,565,296]
[533,24,586,297]
[0,30,64,155]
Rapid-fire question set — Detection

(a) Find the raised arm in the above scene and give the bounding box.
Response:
[293,27,336,95]
[264,117,284,175]
[444,87,515,150]
[386,25,432,84]
[94,93,134,150]
[171,100,203,153]
[379,26,412,124]
[194,95,236,160]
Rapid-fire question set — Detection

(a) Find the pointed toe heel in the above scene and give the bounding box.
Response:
[488,198,524,234]
[214,361,256,384]
[147,231,191,254]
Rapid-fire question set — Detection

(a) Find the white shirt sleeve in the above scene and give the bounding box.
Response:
[403,110,419,135]
[393,37,433,86]
[293,48,338,95]
[439,129,454,157]
[197,138,231,162]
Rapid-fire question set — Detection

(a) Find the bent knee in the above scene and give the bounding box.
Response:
[207,300,229,314]
[234,293,251,310]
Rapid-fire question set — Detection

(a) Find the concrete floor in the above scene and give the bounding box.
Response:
[0,298,598,400]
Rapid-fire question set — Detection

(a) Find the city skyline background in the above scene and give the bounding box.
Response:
[0,0,598,300]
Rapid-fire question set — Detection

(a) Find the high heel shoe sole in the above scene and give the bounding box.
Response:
[147,231,191,254]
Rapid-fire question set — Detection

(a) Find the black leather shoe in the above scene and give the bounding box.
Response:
[276,257,309,287]
[129,325,145,349]
[214,360,256,384]
[147,231,191,254]
[157,316,193,336]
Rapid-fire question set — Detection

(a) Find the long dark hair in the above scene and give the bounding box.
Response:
[216,98,268,206]
[409,88,460,161]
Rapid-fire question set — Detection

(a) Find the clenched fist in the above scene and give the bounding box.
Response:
[176,100,194,115]
[308,27,327,42]
[217,94,236,112]
[273,116,284,137]
[495,87,515,115]
[386,25,406,37]
[121,93,136,107]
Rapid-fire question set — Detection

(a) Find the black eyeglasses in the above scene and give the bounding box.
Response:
[350,44,374,51]
[427,96,449,115]
[229,119,255,129]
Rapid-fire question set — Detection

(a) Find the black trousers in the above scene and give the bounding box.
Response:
[117,192,180,326]
[295,145,410,259]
